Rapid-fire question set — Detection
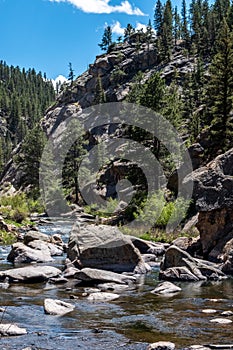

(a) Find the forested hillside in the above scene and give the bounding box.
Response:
[1,0,233,218]
[0,62,55,174]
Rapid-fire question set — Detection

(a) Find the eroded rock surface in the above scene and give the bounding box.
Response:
[68,223,146,273]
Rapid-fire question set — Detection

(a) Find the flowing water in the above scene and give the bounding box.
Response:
[0,224,233,350]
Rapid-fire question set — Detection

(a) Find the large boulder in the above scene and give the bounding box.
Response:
[159,246,225,281]
[0,265,61,282]
[183,148,233,263]
[67,223,145,273]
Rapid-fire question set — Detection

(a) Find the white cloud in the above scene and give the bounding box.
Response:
[111,21,125,35]
[52,75,67,90]
[49,0,145,15]
[135,22,147,33]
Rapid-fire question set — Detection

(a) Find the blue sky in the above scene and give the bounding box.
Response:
[0,0,183,81]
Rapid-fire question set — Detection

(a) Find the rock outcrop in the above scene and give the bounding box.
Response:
[67,223,147,273]
[183,148,233,267]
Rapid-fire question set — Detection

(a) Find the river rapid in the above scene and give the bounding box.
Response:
[0,224,232,350]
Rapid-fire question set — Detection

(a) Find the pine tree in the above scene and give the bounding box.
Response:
[68,62,75,86]
[94,75,106,104]
[154,0,163,37]
[174,6,181,45]
[99,26,112,51]
[16,125,46,194]
[124,24,135,40]
[181,0,190,49]
[205,18,233,153]
[161,0,173,60]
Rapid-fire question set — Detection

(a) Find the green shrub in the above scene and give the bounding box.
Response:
[135,191,191,229]
[84,198,120,218]
[0,230,17,245]
[0,193,44,224]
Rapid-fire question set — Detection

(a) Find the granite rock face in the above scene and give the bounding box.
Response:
[184,148,233,266]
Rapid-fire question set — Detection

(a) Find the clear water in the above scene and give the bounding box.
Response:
[0,226,232,350]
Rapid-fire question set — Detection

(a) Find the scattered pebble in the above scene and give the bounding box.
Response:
[202,309,217,314]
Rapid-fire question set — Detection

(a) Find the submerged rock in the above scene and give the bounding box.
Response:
[75,267,136,285]
[151,281,181,295]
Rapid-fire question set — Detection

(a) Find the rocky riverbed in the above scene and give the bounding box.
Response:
[0,223,233,350]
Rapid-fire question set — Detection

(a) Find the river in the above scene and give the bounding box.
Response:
[0,224,232,350]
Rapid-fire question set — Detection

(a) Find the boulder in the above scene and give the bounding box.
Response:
[24,230,50,244]
[7,242,53,263]
[67,223,145,273]
[97,282,132,293]
[129,236,165,256]
[221,238,233,274]
[75,267,136,285]
[159,246,226,281]
[0,265,61,282]
[210,318,232,324]
[87,292,119,302]
[151,281,181,295]
[0,324,27,336]
[147,341,176,350]
[44,298,75,316]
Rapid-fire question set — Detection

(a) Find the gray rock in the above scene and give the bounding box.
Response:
[0,265,61,282]
[24,230,50,244]
[183,148,233,262]
[160,246,225,282]
[7,242,53,264]
[75,267,136,285]
[68,223,145,273]
[187,346,210,350]
[44,298,75,315]
[129,236,165,256]
[147,341,176,350]
[97,282,132,293]
[87,292,120,302]
[221,311,233,316]
[210,318,232,324]
[221,238,233,274]
[160,266,200,282]
[151,281,182,295]
[27,240,63,257]
[0,324,27,336]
